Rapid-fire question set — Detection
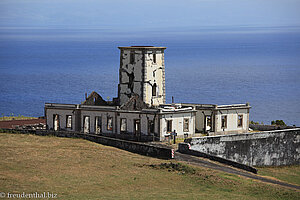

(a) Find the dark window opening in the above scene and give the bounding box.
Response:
[205,115,212,132]
[107,117,113,131]
[134,119,141,136]
[167,120,172,133]
[53,114,60,131]
[83,116,90,133]
[183,118,189,132]
[238,115,243,127]
[152,83,157,96]
[128,72,134,92]
[153,53,156,63]
[221,115,227,129]
[66,115,72,129]
[95,116,102,134]
[148,120,155,135]
[130,52,135,64]
[120,118,127,133]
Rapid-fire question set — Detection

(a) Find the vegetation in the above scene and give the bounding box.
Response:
[271,120,287,126]
[250,120,288,126]
[257,165,300,186]
[250,121,262,125]
[0,132,299,199]
[0,113,37,121]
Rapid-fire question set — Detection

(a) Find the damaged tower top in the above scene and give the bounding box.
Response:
[118,46,167,107]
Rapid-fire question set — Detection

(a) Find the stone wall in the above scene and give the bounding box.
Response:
[184,128,300,166]
[249,124,298,131]
[178,143,257,173]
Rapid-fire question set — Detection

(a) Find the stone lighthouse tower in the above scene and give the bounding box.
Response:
[118,46,166,107]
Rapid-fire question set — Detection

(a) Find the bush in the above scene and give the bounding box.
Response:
[250,121,260,125]
[271,120,286,126]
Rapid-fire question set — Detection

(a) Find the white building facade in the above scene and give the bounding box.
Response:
[45,45,250,141]
[45,103,195,141]
[181,103,251,135]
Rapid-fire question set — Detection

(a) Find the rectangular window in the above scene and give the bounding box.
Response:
[238,115,243,127]
[152,83,157,96]
[221,115,227,129]
[205,115,212,131]
[183,118,189,132]
[83,116,90,133]
[148,120,155,135]
[66,115,72,128]
[120,118,127,133]
[153,53,156,63]
[107,117,113,131]
[134,119,141,136]
[130,52,135,64]
[167,120,172,133]
[53,114,60,131]
[95,116,102,134]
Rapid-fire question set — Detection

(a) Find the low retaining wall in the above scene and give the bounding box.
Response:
[184,128,300,166]
[1,129,173,159]
[249,124,298,131]
[178,143,257,173]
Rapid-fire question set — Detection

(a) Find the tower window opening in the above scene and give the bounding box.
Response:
[153,53,156,63]
[152,83,157,96]
[130,52,135,64]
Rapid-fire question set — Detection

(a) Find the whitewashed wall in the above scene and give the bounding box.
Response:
[80,110,116,134]
[215,109,249,134]
[117,112,158,135]
[144,50,165,106]
[160,112,195,138]
[46,109,75,131]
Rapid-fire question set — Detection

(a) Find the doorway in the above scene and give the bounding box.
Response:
[205,115,212,132]
[83,116,90,133]
[95,116,102,134]
[53,114,60,131]
[134,119,141,137]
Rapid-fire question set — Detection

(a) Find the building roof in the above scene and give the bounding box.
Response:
[82,91,108,106]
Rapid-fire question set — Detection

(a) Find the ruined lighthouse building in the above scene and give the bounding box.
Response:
[45,46,250,141]
[118,46,166,107]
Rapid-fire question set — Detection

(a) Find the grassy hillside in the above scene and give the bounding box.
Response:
[0,133,299,200]
[257,166,300,186]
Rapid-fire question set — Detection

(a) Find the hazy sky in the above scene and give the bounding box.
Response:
[0,0,300,30]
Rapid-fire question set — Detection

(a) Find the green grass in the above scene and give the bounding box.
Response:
[257,165,300,186]
[0,132,299,200]
[0,114,37,121]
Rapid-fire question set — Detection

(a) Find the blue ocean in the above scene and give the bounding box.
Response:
[0,27,299,125]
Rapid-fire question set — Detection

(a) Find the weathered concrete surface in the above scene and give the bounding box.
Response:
[178,143,257,173]
[185,128,300,166]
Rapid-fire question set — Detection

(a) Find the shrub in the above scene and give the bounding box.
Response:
[271,120,286,126]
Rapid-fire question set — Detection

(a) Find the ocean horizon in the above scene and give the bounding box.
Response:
[0,27,299,126]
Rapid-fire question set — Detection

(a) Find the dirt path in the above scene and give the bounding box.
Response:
[175,152,300,190]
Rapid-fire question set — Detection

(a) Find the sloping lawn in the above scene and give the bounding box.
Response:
[257,165,300,186]
[0,133,299,200]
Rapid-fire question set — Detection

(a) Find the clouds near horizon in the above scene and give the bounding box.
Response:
[0,0,300,30]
